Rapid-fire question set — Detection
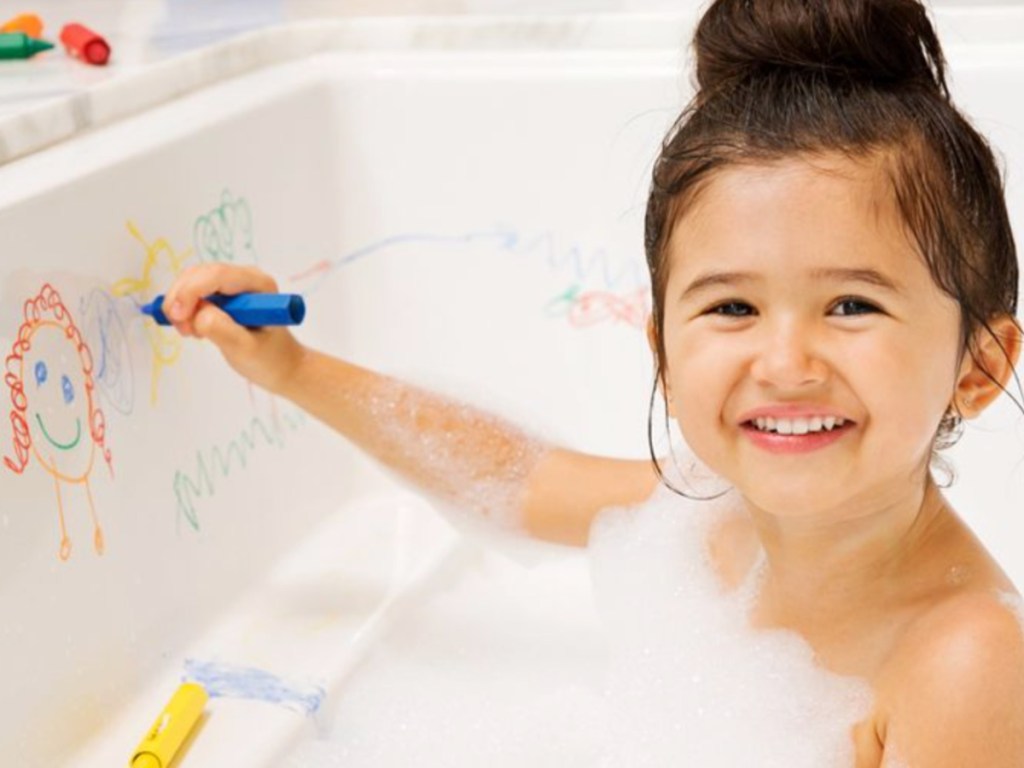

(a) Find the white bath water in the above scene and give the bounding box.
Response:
[288,466,874,766]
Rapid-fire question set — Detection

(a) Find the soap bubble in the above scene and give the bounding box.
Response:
[288,453,873,766]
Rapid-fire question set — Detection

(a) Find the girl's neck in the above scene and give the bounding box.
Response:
[744,478,949,629]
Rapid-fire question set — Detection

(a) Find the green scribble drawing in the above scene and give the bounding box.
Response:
[173,406,306,531]
[193,189,257,265]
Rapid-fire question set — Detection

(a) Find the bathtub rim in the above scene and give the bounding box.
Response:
[0,7,1020,167]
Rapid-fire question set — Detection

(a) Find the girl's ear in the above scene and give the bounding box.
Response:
[647,317,676,418]
[954,314,1022,418]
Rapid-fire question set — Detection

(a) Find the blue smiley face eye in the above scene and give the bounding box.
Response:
[34,361,47,387]
[61,374,74,405]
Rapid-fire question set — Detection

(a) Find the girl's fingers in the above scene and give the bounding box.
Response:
[172,319,197,337]
[193,303,251,351]
[164,264,279,323]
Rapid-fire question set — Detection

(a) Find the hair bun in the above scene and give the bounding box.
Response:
[694,0,948,96]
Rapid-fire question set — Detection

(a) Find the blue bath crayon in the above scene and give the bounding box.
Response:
[141,293,306,327]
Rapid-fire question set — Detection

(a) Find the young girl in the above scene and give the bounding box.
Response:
[164,0,1024,763]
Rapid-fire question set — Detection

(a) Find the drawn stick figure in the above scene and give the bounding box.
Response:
[4,284,114,560]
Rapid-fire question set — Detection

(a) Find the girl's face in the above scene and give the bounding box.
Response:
[660,154,965,520]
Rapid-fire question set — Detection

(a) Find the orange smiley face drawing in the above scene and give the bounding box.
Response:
[4,284,113,560]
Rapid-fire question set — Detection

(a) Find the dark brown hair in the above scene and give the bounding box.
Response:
[645,0,1021,489]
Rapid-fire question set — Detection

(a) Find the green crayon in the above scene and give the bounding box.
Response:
[0,32,54,59]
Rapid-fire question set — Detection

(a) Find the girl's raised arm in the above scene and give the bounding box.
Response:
[163,264,659,547]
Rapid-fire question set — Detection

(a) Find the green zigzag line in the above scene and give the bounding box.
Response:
[173,409,306,531]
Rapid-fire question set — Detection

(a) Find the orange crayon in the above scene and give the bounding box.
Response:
[1,13,43,39]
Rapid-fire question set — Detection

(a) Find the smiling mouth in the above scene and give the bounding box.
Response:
[739,418,855,454]
[741,416,854,436]
[35,413,82,451]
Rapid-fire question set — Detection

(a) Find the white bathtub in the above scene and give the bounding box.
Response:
[0,10,1022,767]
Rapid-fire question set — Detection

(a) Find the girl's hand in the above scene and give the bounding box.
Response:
[162,264,306,395]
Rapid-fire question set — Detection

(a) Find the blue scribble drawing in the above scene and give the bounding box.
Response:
[79,288,136,416]
[289,227,647,297]
[184,658,325,716]
[193,189,257,265]
[526,230,646,292]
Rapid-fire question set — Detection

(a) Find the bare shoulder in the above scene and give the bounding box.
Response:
[876,590,1024,766]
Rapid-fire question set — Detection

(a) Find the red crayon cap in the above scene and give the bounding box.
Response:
[60,23,109,66]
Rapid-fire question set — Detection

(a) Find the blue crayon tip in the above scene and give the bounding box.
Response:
[141,293,306,327]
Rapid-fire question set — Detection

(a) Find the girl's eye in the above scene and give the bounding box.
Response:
[706,301,756,317]
[831,297,881,316]
[34,361,47,387]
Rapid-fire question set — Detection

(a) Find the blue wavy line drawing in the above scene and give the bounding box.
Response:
[291,227,647,296]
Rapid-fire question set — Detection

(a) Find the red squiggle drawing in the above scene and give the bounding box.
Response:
[4,284,114,560]
[546,285,650,330]
[290,260,332,282]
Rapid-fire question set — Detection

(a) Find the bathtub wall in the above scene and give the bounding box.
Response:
[0,72,360,763]
[0,40,679,764]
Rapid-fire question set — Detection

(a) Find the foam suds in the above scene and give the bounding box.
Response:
[590,478,873,767]
[999,590,1024,634]
[368,379,547,534]
[287,458,875,766]
[283,544,608,767]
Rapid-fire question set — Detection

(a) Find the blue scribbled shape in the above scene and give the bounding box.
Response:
[184,658,326,716]
[79,288,136,416]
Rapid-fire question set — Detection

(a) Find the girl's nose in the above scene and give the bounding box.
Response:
[749,321,829,389]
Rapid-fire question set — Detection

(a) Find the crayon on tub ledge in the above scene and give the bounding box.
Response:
[60,22,110,66]
[0,32,52,59]
[130,682,208,768]
[141,293,307,327]
[1,13,44,38]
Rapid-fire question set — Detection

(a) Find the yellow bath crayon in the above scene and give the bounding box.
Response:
[130,682,208,768]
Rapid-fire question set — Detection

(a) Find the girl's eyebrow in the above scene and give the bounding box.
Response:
[678,267,904,303]
[811,267,905,293]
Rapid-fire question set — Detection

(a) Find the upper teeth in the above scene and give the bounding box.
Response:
[751,416,847,435]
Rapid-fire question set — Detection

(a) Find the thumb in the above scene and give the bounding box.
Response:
[192,302,252,353]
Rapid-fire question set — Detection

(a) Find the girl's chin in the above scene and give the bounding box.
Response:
[732,487,848,521]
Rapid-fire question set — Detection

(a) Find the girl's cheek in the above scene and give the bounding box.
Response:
[670,331,746,373]
[666,342,741,419]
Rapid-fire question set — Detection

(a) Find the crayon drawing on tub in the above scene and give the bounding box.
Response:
[111,220,192,405]
[4,283,113,560]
